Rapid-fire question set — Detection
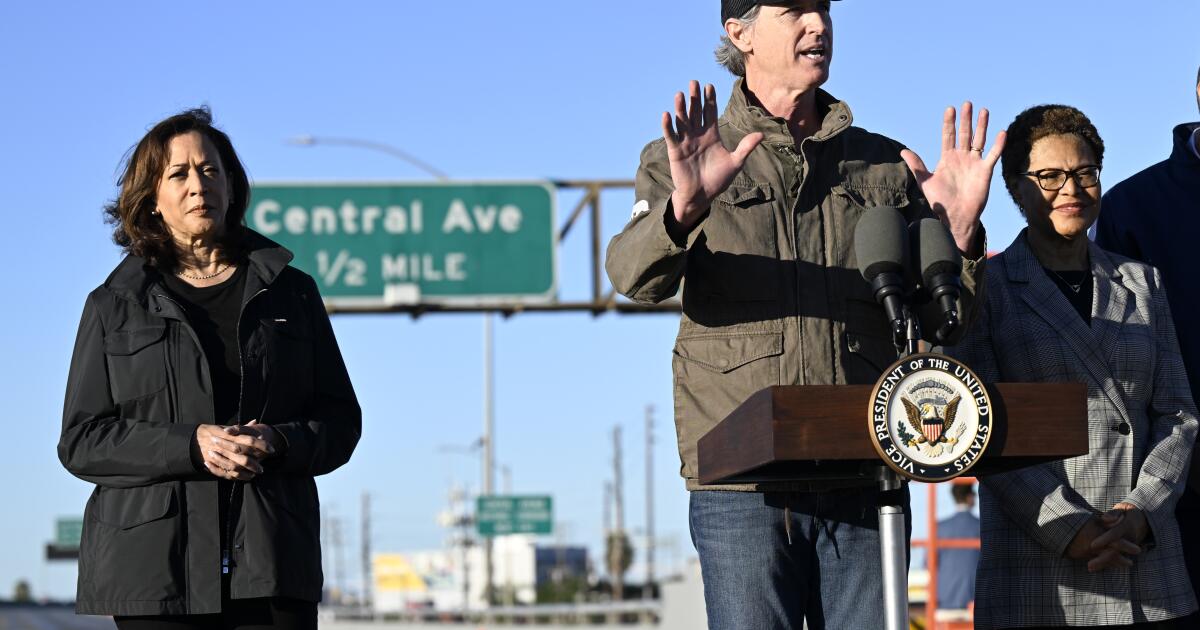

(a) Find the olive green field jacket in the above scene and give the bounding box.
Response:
[605,80,985,491]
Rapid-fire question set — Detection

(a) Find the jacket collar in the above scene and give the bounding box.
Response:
[724,78,853,147]
[104,228,294,308]
[1170,122,1200,167]
[1003,228,1133,425]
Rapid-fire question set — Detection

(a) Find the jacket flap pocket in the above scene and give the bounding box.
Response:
[674,331,783,373]
[103,324,166,356]
[834,185,909,210]
[261,318,312,341]
[95,485,175,530]
[722,182,774,207]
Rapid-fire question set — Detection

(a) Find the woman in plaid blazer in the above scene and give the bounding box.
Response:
[949,105,1198,629]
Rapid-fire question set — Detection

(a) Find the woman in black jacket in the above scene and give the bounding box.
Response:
[59,108,361,629]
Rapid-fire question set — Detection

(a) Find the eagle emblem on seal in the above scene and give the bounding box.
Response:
[901,394,961,457]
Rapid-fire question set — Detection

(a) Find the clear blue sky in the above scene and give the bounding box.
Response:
[2,1,1197,601]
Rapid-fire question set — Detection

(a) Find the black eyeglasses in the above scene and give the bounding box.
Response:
[1020,165,1101,191]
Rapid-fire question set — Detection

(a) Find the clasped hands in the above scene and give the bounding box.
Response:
[1065,502,1151,573]
[195,420,283,481]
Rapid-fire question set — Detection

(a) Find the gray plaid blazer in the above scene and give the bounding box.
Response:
[947,230,1198,628]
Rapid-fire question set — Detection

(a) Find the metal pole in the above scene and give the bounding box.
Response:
[644,405,655,597]
[879,323,914,630]
[927,482,940,625]
[612,426,624,603]
[287,135,450,181]
[482,314,495,607]
[458,486,471,615]
[590,185,603,305]
[361,492,371,612]
[877,469,908,630]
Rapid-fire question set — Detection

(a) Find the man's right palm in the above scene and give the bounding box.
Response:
[663,81,763,230]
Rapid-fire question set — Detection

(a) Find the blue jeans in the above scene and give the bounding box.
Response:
[689,486,911,630]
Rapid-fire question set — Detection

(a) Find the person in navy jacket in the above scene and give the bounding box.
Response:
[1094,65,1200,626]
[936,483,980,611]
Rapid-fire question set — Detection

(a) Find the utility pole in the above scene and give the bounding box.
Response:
[361,492,372,610]
[612,425,625,603]
[501,464,512,494]
[482,314,495,607]
[644,405,656,598]
[331,516,346,604]
[603,481,612,538]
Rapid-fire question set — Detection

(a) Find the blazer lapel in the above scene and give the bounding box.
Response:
[1089,243,1133,365]
[1089,243,1136,425]
[1006,232,1133,424]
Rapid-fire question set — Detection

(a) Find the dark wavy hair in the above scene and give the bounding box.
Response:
[104,107,249,269]
[1000,104,1105,212]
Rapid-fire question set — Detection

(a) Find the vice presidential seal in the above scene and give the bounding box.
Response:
[867,353,992,482]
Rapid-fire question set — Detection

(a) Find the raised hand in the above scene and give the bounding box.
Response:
[663,81,763,232]
[901,102,1006,255]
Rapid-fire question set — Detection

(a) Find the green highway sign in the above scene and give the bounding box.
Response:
[247,182,557,307]
[55,517,83,549]
[476,495,553,536]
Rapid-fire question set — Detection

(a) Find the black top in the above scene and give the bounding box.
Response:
[162,264,249,579]
[162,265,248,425]
[1042,267,1093,325]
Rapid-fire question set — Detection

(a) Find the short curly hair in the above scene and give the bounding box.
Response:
[103,107,249,270]
[1000,104,1105,209]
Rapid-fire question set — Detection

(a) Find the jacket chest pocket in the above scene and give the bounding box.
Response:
[830,185,911,270]
[103,324,167,402]
[689,182,779,302]
[260,317,314,387]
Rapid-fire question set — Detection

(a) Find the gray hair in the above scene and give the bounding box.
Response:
[715,6,760,77]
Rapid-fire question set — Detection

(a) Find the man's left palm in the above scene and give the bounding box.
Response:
[902,102,1005,255]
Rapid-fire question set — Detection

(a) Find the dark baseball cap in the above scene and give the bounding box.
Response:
[722,0,840,24]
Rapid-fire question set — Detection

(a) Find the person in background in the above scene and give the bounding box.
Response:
[1094,65,1200,627]
[935,482,980,611]
[59,108,361,629]
[949,103,1197,629]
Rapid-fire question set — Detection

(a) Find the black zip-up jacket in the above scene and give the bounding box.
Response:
[59,230,361,616]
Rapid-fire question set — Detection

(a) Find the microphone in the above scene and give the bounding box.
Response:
[912,218,963,343]
[854,206,911,343]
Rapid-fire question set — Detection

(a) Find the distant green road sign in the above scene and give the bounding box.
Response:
[476,495,553,536]
[55,517,83,549]
[247,182,557,308]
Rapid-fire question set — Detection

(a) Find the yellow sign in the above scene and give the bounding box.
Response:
[373,554,427,593]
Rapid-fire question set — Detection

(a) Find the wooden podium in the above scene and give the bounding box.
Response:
[699,382,1089,485]
[697,381,1089,630]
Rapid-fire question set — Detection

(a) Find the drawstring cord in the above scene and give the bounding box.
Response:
[784,503,793,545]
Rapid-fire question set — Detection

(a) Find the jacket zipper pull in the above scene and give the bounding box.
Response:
[222,550,231,574]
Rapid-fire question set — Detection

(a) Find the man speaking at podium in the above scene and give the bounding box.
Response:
[605,1,1003,627]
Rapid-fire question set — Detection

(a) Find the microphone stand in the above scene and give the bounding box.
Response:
[879,303,921,630]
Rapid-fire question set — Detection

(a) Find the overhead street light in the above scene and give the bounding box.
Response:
[287,134,450,181]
